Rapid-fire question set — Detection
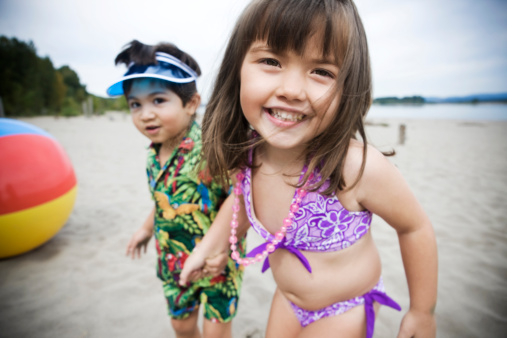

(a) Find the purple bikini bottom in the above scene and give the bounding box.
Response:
[289,278,401,338]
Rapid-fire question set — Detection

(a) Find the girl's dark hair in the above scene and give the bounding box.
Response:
[114,40,201,106]
[202,0,383,195]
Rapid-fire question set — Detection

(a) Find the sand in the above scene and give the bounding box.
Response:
[1,112,506,337]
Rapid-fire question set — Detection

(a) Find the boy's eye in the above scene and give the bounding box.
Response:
[261,58,280,67]
[154,98,166,105]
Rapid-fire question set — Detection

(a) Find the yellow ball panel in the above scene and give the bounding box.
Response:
[0,186,77,259]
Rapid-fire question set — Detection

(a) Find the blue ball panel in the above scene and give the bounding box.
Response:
[0,118,53,138]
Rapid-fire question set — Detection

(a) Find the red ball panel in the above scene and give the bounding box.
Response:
[0,134,77,215]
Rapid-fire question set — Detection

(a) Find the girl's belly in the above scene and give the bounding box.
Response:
[269,232,382,311]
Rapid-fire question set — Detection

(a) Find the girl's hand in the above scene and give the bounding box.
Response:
[125,227,153,259]
[180,251,228,285]
[179,250,207,286]
[203,251,229,277]
[397,309,436,338]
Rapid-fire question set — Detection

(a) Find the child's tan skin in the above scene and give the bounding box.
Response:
[180,39,437,337]
[182,142,437,337]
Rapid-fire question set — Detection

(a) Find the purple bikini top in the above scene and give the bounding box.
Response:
[240,162,372,273]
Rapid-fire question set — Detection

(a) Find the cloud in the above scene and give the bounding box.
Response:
[358,0,507,96]
[1,0,506,98]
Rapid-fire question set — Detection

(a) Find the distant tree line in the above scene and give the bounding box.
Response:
[372,94,507,105]
[373,96,426,105]
[0,36,127,117]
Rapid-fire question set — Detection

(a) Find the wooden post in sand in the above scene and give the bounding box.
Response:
[88,97,93,116]
[399,124,406,145]
[81,101,87,116]
[82,97,94,117]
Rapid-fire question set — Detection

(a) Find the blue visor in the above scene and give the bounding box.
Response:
[106,52,199,97]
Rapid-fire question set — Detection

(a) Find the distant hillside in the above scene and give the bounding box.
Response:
[373,93,507,105]
[373,96,425,105]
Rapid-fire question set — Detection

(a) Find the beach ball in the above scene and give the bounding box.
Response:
[0,118,77,258]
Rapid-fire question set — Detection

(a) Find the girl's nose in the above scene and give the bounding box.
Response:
[275,70,307,101]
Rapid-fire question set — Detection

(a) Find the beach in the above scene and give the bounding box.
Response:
[1,112,506,337]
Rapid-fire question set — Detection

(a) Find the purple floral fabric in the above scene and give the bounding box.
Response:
[240,165,372,253]
[290,277,401,337]
[290,278,386,326]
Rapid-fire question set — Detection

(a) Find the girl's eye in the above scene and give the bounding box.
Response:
[313,69,334,78]
[261,58,280,67]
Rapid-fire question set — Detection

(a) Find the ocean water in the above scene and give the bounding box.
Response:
[367,103,507,121]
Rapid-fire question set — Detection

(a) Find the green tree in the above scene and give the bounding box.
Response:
[0,36,41,115]
[0,36,91,116]
[58,65,86,102]
[51,70,66,111]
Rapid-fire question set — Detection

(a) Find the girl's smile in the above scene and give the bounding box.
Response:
[265,107,306,128]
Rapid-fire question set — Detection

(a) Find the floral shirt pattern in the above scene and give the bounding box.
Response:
[146,121,244,306]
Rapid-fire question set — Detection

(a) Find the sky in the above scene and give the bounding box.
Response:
[1,0,506,100]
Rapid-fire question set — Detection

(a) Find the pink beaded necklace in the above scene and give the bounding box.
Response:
[229,171,308,267]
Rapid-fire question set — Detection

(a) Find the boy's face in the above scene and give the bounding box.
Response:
[127,79,198,147]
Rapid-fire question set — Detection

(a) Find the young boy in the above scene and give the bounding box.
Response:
[107,40,244,338]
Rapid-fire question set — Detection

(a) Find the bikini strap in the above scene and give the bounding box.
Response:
[363,289,402,338]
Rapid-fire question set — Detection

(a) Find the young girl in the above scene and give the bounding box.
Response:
[107,40,245,338]
[180,0,438,337]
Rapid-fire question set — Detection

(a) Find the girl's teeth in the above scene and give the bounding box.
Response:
[272,110,303,122]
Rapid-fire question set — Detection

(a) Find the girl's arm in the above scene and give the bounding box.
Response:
[179,190,250,285]
[357,146,437,337]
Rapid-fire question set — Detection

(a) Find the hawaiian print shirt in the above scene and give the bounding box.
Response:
[146,121,244,288]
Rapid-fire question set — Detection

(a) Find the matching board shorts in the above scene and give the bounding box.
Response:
[162,273,240,323]
[155,227,245,323]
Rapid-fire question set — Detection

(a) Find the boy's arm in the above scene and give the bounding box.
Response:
[180,192,249,285]
[358,148,437,337]
[126,206,155,259]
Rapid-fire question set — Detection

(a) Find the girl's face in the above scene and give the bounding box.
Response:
[127,79,198,147]
[239,37,340,153]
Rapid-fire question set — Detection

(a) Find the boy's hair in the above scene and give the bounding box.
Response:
[202,0,373,194]
[114,40,201,106]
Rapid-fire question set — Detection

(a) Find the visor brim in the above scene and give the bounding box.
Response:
[106,73,196,97]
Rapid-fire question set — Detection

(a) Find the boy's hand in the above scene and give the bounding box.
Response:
[203,251,228,277]
[397,309,436,338]
[126,227,153,259]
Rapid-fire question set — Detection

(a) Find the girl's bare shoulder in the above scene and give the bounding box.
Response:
[346,140,408,209]
[344,140,393,180]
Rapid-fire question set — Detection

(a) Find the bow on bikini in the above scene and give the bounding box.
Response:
[247,240,312,273]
